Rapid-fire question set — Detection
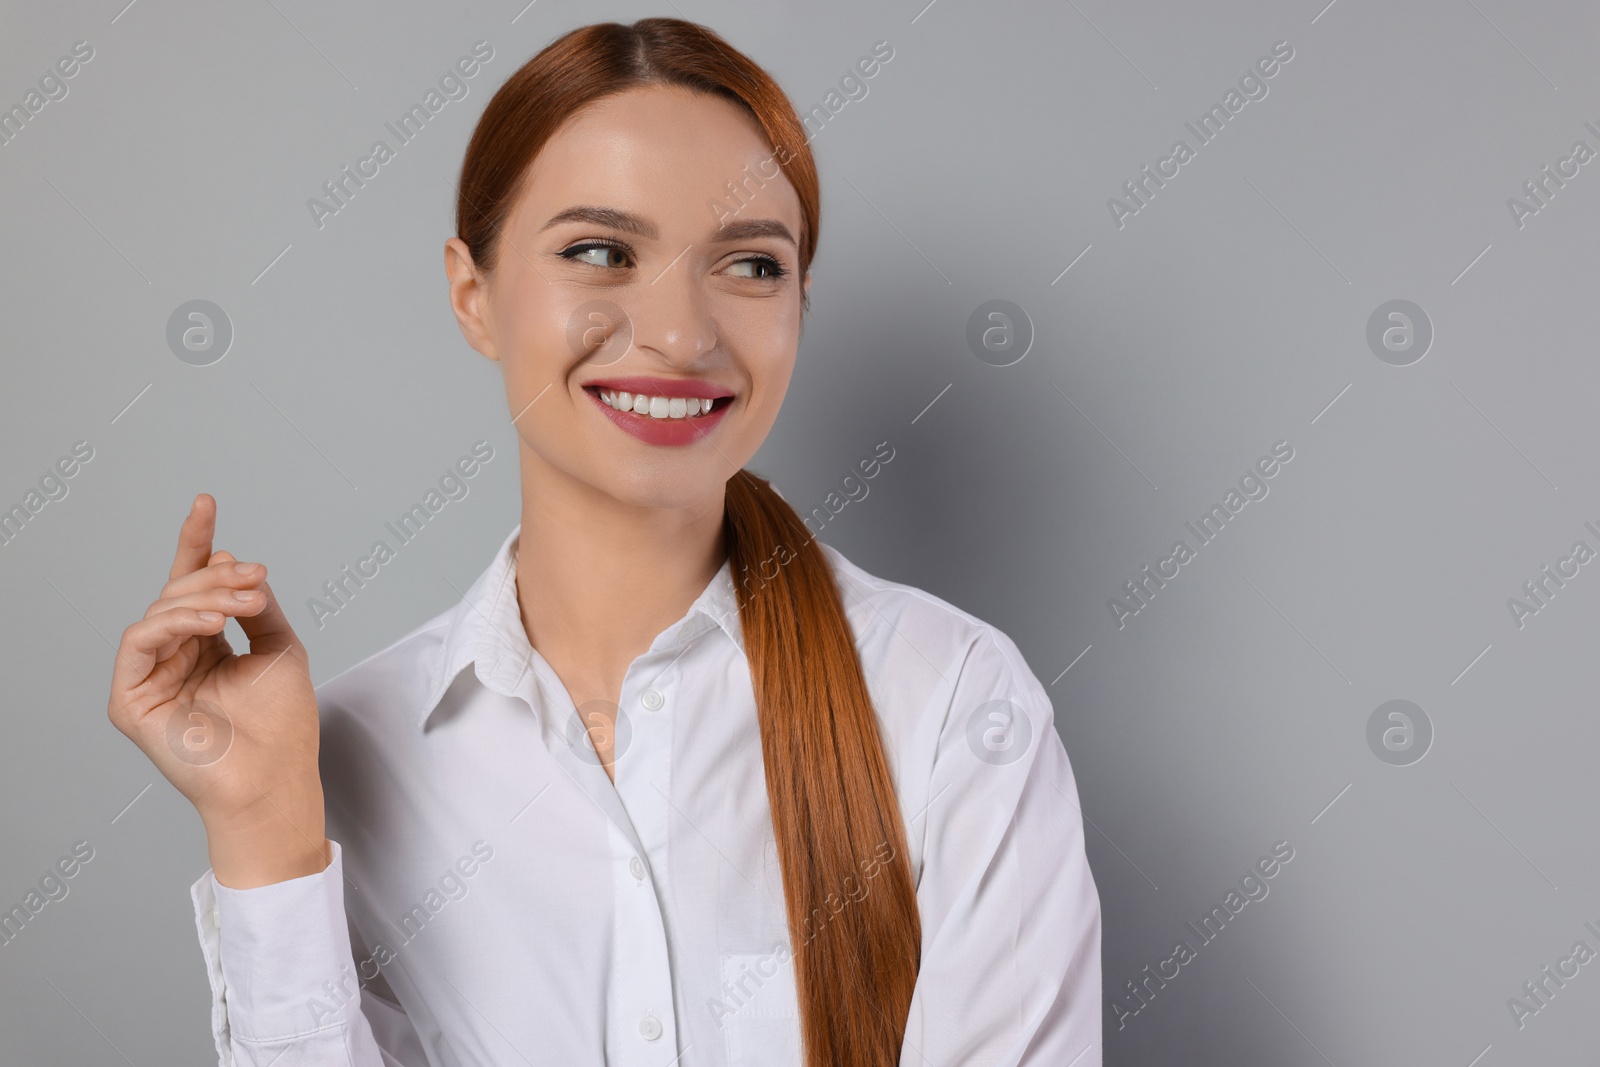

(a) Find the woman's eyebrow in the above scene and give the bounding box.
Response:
[542,205,656,238]
[541,205,796,247]
[714,218,797,247]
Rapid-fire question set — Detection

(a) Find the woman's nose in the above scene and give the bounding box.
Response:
[622,259,718,364]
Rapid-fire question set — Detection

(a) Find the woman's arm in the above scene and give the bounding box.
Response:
[899,626,1103,1067]
[105,495,426,1064]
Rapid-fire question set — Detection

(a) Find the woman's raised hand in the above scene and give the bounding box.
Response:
[107,493,329,888]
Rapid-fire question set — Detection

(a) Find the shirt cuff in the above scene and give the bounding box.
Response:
[190,839,361,1055]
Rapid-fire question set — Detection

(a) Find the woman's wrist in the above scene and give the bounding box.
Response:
[202,789,329,889]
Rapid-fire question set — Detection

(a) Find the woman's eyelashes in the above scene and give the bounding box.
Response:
[727,254,789,280]
[557,238,789,280]
[560,239,632,269]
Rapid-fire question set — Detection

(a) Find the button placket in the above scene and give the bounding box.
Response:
[616,663,673,872]
[607,817,676,1063]
[609,658,680,1062]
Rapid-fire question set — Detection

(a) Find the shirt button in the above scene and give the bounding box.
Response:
[640,687,664,711]
[639,1013,662,1041]
[629,855,646,881]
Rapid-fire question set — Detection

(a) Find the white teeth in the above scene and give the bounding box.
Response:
[599,389,720,419]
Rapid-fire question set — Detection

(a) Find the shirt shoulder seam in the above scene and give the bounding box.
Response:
[314,611,454,698]
[817,540,1011,650]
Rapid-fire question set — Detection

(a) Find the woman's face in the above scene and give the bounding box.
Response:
[446,84,810,510]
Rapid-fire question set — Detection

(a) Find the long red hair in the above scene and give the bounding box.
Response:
[454,18,921,1067]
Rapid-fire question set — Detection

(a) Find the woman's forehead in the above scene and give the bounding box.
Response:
[516,86,802,235]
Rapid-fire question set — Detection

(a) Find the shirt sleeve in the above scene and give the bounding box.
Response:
[899,626,1103,1067]
[189,838,430,1067]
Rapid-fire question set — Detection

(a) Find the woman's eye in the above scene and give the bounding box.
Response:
[561,243,787,280]
[561,242,631,269]
[726,255,789,281]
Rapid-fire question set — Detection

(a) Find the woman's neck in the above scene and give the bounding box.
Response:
[511,442,729,692]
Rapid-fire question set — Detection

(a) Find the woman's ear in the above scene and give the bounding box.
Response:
[799,271,812,341]
[445,237,501,363]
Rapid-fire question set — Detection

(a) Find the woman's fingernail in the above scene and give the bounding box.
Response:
[232,589,258,602]
[234,562,258,575]
[198,611,223,622]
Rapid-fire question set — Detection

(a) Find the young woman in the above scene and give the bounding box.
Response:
[107,18,1101,1067]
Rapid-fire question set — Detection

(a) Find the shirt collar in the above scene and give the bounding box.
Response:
[416,523,744,729]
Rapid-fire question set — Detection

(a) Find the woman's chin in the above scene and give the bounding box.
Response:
[587,468,730,513]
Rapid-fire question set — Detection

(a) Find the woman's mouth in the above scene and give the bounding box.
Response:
[581,384,734,447]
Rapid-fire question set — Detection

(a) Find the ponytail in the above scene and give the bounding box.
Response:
[724,468,921,1065]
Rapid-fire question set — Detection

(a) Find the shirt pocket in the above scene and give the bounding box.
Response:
[718,948,803,1067]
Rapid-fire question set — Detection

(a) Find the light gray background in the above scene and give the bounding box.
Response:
[3,0,1596,1063]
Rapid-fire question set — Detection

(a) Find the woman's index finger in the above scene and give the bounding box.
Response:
[168,493,217,581]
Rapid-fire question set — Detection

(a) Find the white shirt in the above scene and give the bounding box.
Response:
[189,524,1102,1066]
